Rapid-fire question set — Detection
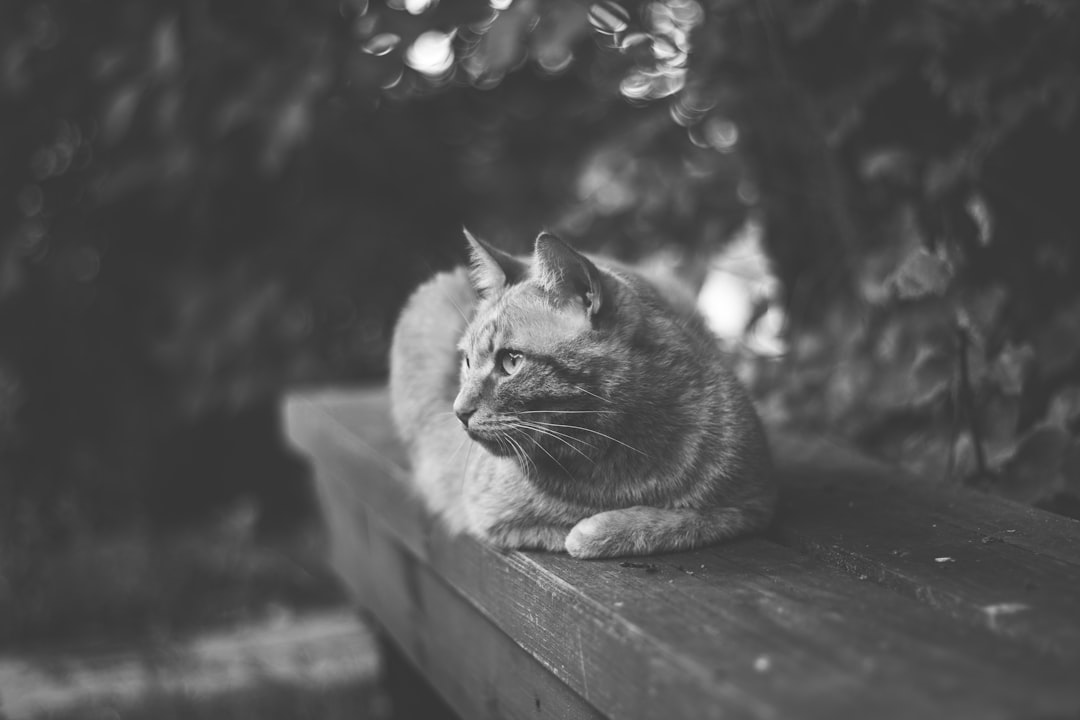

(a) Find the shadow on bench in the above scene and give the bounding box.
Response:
[284,387,1080,720]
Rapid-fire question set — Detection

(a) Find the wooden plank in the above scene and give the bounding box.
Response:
[376,629,459,720]
[284,388,1080,720]
[771,435,1080,659]
[293,388,1080,658]
[294,393,596,720]
[772,435,1080,565]
[287,389,1080,656]
[307,450,604,720]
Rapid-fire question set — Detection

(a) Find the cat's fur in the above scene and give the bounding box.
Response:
[389,230,775,558]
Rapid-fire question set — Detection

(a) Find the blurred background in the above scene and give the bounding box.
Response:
[2,0,1079,716]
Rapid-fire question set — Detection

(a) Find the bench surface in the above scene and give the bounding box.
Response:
[284,387,1080,720]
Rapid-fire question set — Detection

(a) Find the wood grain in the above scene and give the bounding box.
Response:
[284,388,1080,720]
[770,434,1080,659]
[304,434,603,720]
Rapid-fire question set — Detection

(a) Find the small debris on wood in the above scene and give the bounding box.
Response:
[982,602,1031,631]
[619,561,660,573]
[934,557,956,563]
[982,602,1029,616]
[753,655,772,672]
[980,535,1004,544]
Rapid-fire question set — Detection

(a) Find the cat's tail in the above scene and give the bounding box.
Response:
[563,497,774,559]
[389,267,476,450]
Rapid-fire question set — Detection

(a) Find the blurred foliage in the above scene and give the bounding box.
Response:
[1,0,1079,553]
[35,681,388,720]
[0,507,343,648]
[714,0,1080,513]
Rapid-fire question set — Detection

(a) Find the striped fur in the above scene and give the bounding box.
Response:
[389,232,775,558]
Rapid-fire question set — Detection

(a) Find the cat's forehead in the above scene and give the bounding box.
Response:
[461,285,588,354]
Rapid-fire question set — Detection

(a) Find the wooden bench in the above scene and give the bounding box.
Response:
[283,387,1080,720]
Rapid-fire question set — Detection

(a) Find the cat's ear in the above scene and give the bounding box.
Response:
[533,232,603,317]
[464,227,526,297]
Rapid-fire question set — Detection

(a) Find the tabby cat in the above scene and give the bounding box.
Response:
[389,230,775,558]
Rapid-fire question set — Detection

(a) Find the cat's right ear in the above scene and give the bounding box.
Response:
[464,228,526,297]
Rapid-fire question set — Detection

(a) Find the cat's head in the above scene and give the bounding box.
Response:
[453,230,623,462]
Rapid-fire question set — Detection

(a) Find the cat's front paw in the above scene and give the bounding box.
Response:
[566,508,658,558]
[565,515,613,559]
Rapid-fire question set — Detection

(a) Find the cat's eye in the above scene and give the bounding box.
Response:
[463,354,471,369]
[498,350,524,376]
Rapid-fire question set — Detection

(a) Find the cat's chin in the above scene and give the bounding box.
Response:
[467,431,515,458]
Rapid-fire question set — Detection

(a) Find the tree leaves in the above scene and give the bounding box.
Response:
[887,248,955,300]
[1000,425,1071,503]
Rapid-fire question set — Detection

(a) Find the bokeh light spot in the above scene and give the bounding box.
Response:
[619,72,652,101]
[71,246,102,283]
[404,0,438,15]
[361,33,401,57]
[18,185,43,217]
[339,0,369,18]
[589,2,631,35]
[703,116,738,151]
[619,32,651,51]
[405,30,455,77]
[697,221,786,356]
[537,47,574,75]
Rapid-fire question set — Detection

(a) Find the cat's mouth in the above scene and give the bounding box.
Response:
[465,423,517,458]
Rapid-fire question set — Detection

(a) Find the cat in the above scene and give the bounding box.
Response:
[388,230,775,558]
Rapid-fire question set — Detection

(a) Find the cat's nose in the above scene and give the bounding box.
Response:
[455,407,475,428]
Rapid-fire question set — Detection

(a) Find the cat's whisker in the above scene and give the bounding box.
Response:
[517,421,596,449]
[504,434,524,474]
[518,428,575,479]
[509,433,531,479]
[515,421,597,466]
[433,410,462,425]
[571,384,613,404]
[496,433,515,465]
[500,422,545,477]
[526,419,651,458]
[459,440,474,493]
[515,419,595,450]
[514,409,618,416]
[536,434,596,467]
[506,433,537,479]
[446,434,469,465]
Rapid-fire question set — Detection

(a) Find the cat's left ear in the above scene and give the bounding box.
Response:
[464,228,527,297]
[533,232,603,317]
